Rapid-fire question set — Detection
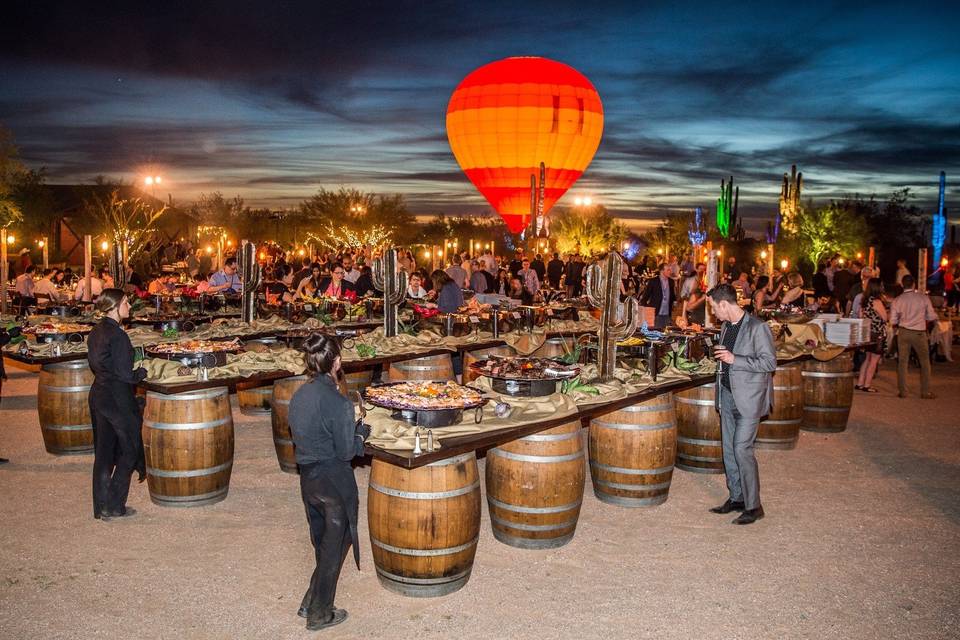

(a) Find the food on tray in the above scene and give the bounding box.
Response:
[616,336,645,347]
[469,356,580,380]
[24,322,91,335]
[365,381,485,410]
[149,339,241,354]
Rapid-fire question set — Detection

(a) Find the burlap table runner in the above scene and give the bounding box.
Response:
[140,347,306,383]
[363,389,579,452]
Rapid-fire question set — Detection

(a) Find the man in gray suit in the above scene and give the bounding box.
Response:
[706,284,776,524]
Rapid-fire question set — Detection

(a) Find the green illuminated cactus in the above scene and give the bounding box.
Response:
[716,176,739,239]
[585,251,641,382]
[372,248,408,338]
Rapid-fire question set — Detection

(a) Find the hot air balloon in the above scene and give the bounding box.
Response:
[446,56,604,234]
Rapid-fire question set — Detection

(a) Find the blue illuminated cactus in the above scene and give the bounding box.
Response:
[932,171,946,267]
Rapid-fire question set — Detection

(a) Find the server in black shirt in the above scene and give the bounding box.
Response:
[287,333,369,631]
[87,289,148,520]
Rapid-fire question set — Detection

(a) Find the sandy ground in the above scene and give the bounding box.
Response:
[1,357,958,640]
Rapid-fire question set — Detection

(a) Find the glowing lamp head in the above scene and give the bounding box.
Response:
[297,249,305,256]
[37,240,45,248]
[941,257,949,267]
[856,252,863,259]
[780,259,789,270]
[760,250,767,259]
[206,245,214,254]
[144,176,153,186]
[6,235,14,245]
[101,241,109,251]
[583,197,592,206]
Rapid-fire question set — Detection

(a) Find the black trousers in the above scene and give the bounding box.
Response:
[299,467,352,619]
[91,416,138,517]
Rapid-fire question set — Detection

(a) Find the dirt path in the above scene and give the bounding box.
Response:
[1,358,957,640]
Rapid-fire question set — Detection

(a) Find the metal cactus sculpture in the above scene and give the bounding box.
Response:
[779,164,802,233]
[239,239,262,324]
[372,248,408,337]
[585,251,641,382]
[932,171,946,267]
[716,177,739,239]
[109,242,127,289]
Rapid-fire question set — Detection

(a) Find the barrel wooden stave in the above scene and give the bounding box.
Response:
[37,361,94,455]
[463,346,517,384]
[142,387,234,507]
[674,383,723,473]
[589,394,677,507]
[801,353,854,433]
[485,420,585,549]
[368,453,481,597]
[758,364,803,449]
[388,353,455,382]
[236,382,273,416]
[270,375,309,474]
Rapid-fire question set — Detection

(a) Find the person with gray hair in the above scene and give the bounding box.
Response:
[706,284,777,525]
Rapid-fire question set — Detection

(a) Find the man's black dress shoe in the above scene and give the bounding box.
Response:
[733,506,764,525]
[709,499,745,514]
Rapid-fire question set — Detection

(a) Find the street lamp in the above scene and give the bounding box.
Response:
[101,240,110,252]
[760,250,767,259]
[780,259,789,271]
[6,235,14,245]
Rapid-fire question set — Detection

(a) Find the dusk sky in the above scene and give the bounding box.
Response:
[1,1,958,232]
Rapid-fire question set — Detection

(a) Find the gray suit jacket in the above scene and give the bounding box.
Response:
[714,312,777,420]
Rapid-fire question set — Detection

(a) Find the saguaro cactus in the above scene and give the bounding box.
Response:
[239,240,262,324]
[932,171,946,267]
[779,164,802,233]
[109,243,127,289]
[585,251,641,382]
[372,248,408,337]
[717,177,739,239]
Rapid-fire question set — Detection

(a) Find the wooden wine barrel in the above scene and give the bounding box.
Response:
[485,420,585,548]
[589,394,677,506]
[142,387,234,507]
[463,345,517,383]
[236,382,273,416]
[674,383,723,474]
[343,370,374,396]
[368,453,481,597]
[801,353,855,433]
[532,337,574,359]
[758,364,803,449]
[37,361,94,455]
[270,375,309,474]
[388,353,455,382]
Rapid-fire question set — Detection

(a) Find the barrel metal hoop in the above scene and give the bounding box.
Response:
[519,430,579,442]
[591,420,675,432]
[489,514,578,532]
[393,365,449,372]
[592,479,673,492]
[616,402,674,413]
[147,387,230,401]
[369,479,480,500]
[143,416,232,431]
[677,453,722,462]
[39,384,91,393]
[801,372,855,379]
[44,361,91,370]
[757,437,797,443]
[803,406,850,413]
[273,437,294,446]
[370,535,478,557]
[375,566,471,586]
[41,423,92,431]
[762,419,802,425]
[675,398,714,406]
[487,496,582,514]
[149,486,228,505]
[147,460,233,478]
[489,449,583,464]
[677,436,721,446]
[773,385,802,391]
[589,461,673,475]
[426,452,475,467]
[273,399,290,406]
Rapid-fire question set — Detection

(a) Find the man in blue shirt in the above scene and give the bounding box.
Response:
[207,257,242,294]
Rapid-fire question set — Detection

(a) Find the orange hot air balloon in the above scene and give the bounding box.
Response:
[446,56,604,234]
